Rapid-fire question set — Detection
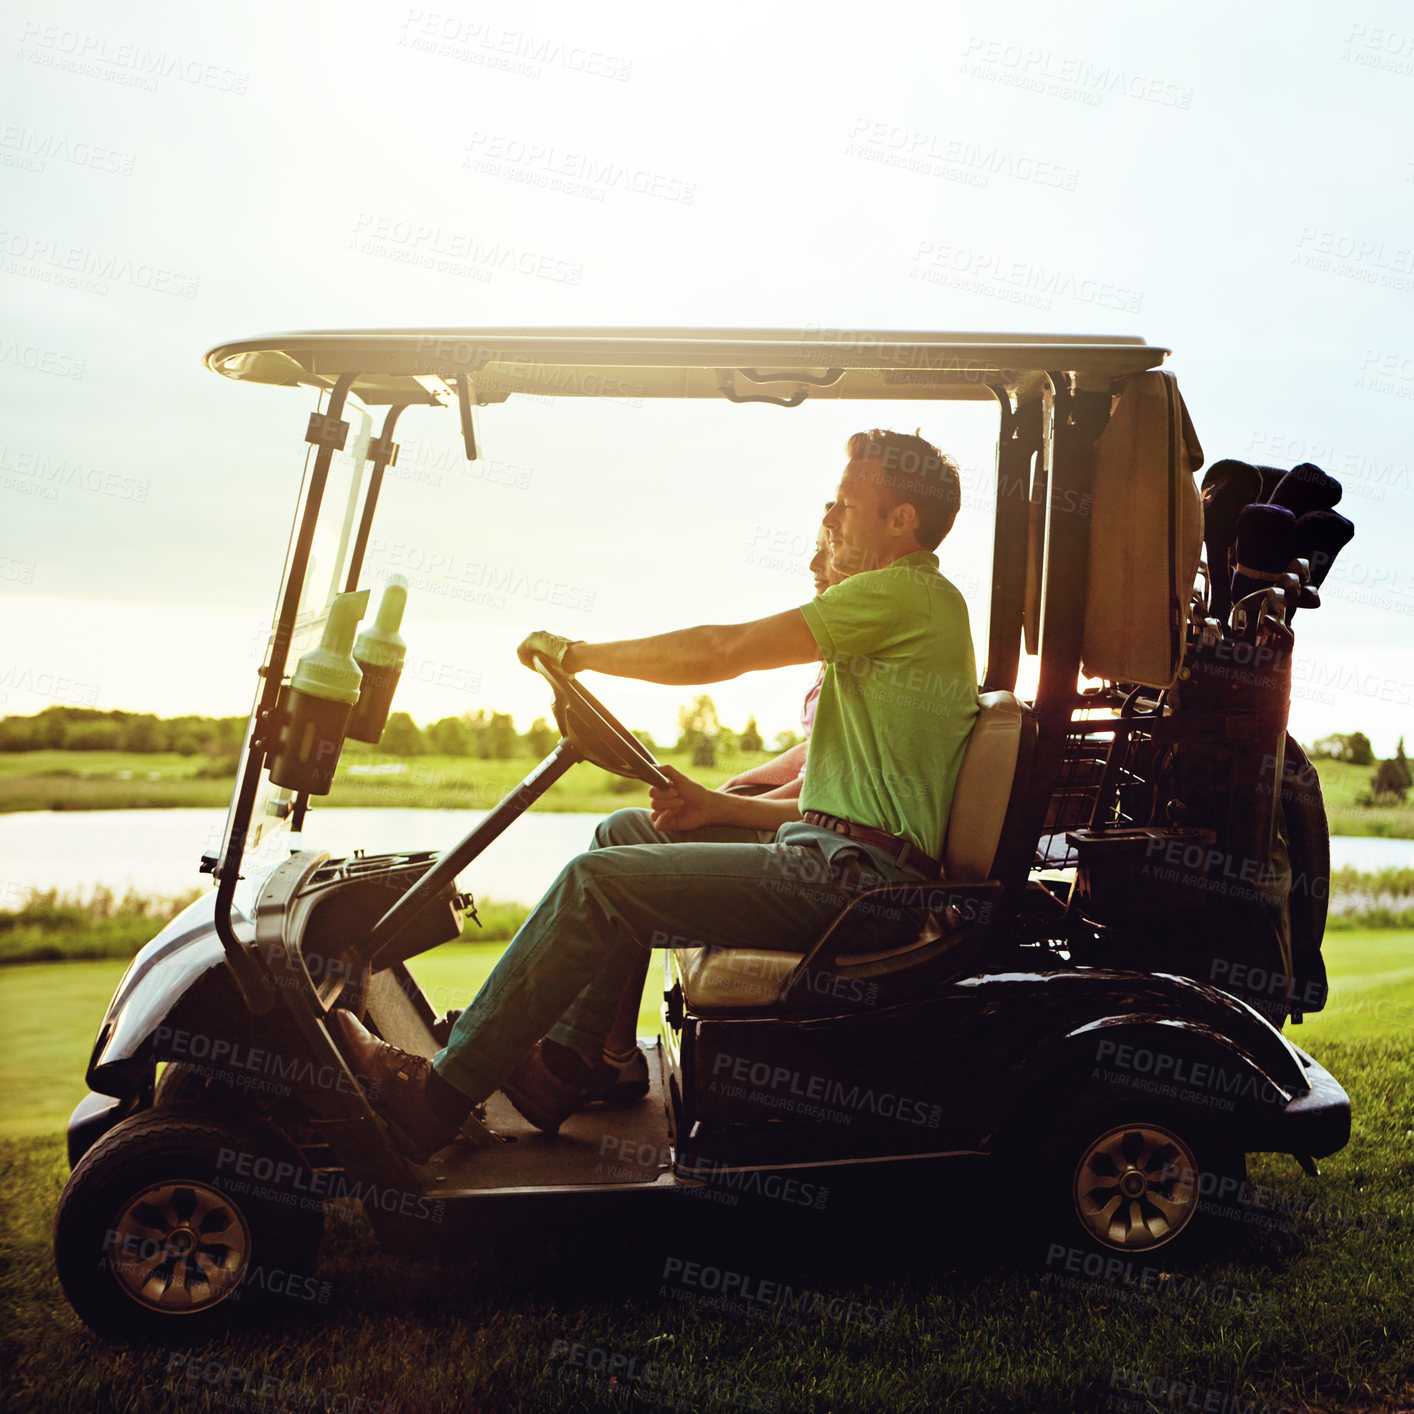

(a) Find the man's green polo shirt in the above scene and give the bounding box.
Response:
[797,550,978,861]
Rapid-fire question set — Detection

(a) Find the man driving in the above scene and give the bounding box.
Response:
[334,429,980,1162]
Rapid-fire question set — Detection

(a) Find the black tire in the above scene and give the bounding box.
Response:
[54,1104,326,1342]
[1042,1102,1246,1264]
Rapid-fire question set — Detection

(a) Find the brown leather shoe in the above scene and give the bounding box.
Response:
[501,1041,595,1135]
[328,1009,465,1163]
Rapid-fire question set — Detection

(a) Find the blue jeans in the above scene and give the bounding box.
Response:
[431,809,923,1102]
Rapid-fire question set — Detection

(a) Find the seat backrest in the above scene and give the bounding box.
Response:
[1082,369,1205,689]
[943,690,1024,882]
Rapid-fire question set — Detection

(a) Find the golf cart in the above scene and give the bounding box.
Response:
[54,330,1351,1341]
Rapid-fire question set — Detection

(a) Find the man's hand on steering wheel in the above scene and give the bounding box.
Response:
[517,629,581,673]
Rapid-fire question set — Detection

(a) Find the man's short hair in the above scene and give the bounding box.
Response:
[846,429,962,550]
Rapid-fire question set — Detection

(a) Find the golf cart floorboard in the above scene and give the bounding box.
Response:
[416,1040,675,1195]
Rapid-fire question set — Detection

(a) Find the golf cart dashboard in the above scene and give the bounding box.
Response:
[254,850,466,1011]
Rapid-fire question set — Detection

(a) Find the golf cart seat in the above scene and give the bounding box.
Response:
[672,690,1027,1009]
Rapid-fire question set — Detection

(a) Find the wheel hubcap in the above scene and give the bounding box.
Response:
[109,1181,252,1312]
[1073,1123,1199,1252]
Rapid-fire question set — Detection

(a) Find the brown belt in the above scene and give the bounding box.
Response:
[802,811,941,877]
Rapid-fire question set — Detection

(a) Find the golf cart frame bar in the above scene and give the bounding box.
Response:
[204,328,1169,1009]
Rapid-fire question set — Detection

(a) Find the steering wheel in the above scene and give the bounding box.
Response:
[525,653,672,789]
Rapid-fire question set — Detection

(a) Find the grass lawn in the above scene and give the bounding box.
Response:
[0,933,1410,1411]
[1315,759,1414,839]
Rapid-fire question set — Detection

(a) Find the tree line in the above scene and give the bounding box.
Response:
[0,700,796,767]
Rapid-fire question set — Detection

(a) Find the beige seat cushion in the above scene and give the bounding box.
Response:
[674,946,801,1008]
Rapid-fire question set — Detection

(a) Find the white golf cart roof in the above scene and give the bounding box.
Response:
[204,328,1169,407]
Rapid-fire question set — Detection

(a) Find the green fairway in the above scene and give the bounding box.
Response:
[0,940,659,1140]
[0,932,1406,1139]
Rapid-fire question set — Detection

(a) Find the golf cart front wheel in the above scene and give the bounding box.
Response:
[54,1104,325,1342]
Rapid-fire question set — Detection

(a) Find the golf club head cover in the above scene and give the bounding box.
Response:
[1230,503,1297,607]
[1293,508,1355,590]
[1267,462,1342,518]
[1201,459,1264,620]
[1253,464,1288,502]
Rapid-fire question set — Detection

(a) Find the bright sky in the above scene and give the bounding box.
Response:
[3,2,1412,751]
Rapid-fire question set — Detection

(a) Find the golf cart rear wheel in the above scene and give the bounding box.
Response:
[54,1104,324,1342]
[1056,1106,1244,1259]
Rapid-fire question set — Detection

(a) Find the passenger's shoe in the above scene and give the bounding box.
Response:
[501,1041,596,1135]
[329,1009,474,1164]
[582,1047,651,1106]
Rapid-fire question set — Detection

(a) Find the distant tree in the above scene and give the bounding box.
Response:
[678,695,720,767]
[63,719,123,751]
[426,716,473,756]
[486,712,518,760]
[632,728,657,753]
[1371,759,1408,803]
[1371,738,1412,802]
[32,708,68,749]
[0,716,39,751]
[525,717,558,758]
[121,714,162,753]
[1310,732,1374,766]
[773,729,804,753]
[380,712,427,756]
[739,715,764,754]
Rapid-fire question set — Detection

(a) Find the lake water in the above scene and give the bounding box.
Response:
[0,808,1410,907]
